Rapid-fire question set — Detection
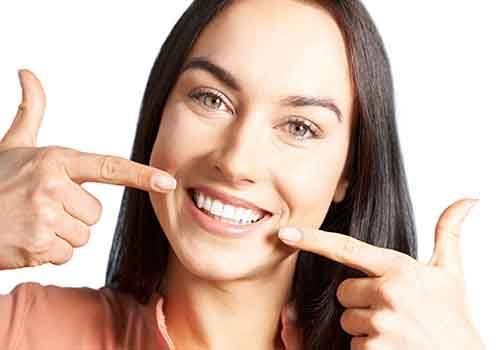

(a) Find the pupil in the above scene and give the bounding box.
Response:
[205,96,220,108]
[292,123,306,136]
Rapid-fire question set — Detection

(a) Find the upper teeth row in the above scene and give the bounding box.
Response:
[194,190,264,223]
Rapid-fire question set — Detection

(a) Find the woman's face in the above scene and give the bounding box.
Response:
[149,0,355,281]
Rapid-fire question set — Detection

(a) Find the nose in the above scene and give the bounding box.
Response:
[210,116,265,185]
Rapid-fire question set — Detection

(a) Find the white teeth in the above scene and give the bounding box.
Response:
[195,191,204,209]
[193,190,264,224]
[211,199,224,217]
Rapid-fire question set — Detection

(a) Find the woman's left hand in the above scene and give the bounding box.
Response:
[278,198,486,349]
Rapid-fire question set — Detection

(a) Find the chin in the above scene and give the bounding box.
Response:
[169,232,278,282]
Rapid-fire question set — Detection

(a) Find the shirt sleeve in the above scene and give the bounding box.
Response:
[0,281,122,350]
[0,282,36,350]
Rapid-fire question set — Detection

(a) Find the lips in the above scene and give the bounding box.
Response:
[188,189,266,223]
[184,187,273,238]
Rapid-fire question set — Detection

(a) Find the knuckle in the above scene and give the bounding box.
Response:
[49,243,74,266]
[370,309,389,333]
[35,145,64,165]
[33,172,61,197]
[23,231,56,256]
[26,185,46,207]
[339,236,360,262]
[395,250,413,264]
[387,251,413,274]
[24,255,44,268]
[98,155,122,181]
[33,205,58,227]
[393,253,415,275]
[134,164,148,188]
[375,279,398,308]
[17,247,39,267]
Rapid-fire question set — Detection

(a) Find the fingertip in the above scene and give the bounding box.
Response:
[455,197,479,214]
[17,68,32,86]
[278,227,302,243]
[469,197,480,205]
[151,173,177,192]
[18,68,34,78]
[465,198,480,215]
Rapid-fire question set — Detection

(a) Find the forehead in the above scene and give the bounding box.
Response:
[185,0,354,112]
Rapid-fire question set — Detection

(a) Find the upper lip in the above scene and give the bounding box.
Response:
[190,185,272,215]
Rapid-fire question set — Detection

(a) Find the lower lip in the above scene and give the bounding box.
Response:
[184,188,273,238]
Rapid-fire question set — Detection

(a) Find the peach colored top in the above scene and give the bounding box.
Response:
[0,282,293,349]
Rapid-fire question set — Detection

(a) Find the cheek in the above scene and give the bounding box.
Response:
[284,148,345,227]
[149,102,200,174]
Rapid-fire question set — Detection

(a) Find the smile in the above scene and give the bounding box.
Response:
[184,188,273,239]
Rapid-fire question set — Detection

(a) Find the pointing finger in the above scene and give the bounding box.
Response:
[64,150,176,193]
[278,227,413,277]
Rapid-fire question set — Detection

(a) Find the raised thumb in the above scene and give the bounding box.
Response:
[1,69,46,148]
[428,198,479,275]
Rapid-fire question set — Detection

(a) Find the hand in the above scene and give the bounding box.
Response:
[277,199,486,349]
[0,69,177,270]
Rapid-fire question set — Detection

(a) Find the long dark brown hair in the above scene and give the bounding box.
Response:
[104,1,418,348]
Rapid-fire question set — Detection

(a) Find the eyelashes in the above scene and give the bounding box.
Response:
[188,88,323,141]
[189,89,232,114]
[285,116,321,140]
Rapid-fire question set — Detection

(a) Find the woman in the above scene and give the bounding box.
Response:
[0,0,485,349]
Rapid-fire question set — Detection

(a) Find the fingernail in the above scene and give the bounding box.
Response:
[152,173,176,191]
[279,227,302,242]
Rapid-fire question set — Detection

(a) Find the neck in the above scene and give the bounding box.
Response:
[161,251,297,350]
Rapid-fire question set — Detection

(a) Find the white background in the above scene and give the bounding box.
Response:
[0,1,498,347]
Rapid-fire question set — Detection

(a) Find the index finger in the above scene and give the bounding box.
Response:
[64,150,176,192]
[278,227,414,277]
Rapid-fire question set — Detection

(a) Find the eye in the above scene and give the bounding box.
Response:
[189,88,233,114]
[284,116,322,142]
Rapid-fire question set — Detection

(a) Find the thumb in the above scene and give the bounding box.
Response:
[1,69,46,148]
[428,198,479,275]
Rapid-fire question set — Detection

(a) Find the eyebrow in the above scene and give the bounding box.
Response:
[180,56,343,122]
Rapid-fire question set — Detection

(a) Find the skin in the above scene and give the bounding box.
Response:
[0,70,176,270]
[278,199,485,349]
[0,2,485,349]
[148,0,354,348]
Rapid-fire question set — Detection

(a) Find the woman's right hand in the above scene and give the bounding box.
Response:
[0,69,176,270]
